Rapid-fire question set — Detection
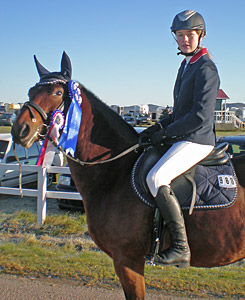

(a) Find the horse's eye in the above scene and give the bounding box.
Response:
[55,90,63,97]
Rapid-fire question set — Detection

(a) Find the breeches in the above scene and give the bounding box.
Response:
[146,141,214,197]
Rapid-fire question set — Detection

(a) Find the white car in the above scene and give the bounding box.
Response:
[0,133,63,187]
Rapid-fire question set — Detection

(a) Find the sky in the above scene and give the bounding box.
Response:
[0,0,244,107]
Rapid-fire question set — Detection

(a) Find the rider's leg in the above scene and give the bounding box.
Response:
[146,141,213,267]
[154,185,190,267]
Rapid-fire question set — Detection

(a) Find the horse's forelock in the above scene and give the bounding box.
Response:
[28,84,52,100]
[28,83,69,102]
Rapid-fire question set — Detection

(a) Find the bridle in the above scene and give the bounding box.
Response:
[23,83,68,138]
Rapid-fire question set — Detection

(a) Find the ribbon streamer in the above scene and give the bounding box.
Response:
[58,81,82,156]
[36,110,64,167]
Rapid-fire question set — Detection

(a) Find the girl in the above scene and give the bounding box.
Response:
[140,10,220,267]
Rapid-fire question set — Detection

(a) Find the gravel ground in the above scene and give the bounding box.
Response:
[0,274,207,300]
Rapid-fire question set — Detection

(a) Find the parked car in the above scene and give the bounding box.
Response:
[216,135,245,158]
[122,116,136,127]
[0,133,63,187]
[56,173,84,212]
[0,113,16,126]
[135,114,151,125]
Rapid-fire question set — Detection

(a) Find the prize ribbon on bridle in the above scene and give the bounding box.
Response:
[58,80,82,156]
[36,110,65,167]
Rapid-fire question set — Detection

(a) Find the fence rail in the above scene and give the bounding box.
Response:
[0,163,82,224]
[214,111,245,129]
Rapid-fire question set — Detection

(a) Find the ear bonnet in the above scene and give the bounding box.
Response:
[34,51,72,85]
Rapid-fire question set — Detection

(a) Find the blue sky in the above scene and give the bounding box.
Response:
[0,0,244,107]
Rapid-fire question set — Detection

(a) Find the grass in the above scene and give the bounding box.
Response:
[0,126,11,133]
[216,130,245,136]
[0,211,244,299]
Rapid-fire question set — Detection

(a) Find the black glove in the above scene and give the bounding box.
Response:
[150,128,166,145]
[139,123,161,144]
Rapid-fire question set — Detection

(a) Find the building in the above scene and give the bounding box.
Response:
[214,89,244,130]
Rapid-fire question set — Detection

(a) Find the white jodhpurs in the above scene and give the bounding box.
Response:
[146,141,214,197]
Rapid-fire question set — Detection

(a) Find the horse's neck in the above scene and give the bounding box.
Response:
[75,86,138,163]
[68,85,139,199]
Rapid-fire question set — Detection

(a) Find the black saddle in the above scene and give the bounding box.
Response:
[131,142,237,214]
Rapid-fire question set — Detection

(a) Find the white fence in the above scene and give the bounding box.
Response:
[0,163,82,224]
[214,111,245,129]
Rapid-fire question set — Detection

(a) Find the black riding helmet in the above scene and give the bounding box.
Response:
[171,10,206,35]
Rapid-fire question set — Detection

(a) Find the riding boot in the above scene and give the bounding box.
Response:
[154,185,191,268]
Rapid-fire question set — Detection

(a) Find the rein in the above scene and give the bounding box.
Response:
[47,135,140,166]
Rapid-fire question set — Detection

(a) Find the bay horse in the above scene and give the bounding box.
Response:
[11,53,245,300]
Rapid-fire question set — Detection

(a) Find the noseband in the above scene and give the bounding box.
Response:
[23,101,48,123]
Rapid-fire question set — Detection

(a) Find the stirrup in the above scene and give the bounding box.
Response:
[145,237,160,266]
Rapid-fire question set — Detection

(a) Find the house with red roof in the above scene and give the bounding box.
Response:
[215,89,244,130]
[215,89,230,111]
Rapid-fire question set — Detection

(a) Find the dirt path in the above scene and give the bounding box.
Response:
[0,274,207,300]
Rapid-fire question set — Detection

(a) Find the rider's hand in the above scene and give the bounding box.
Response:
[139,123,161,144]
[150,128,166,145]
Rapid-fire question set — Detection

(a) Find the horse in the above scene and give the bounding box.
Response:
[11,53,245,300]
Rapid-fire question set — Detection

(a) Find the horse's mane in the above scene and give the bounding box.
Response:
[80,83,139,147]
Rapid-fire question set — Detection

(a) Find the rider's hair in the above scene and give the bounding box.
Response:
[195,30,212,59]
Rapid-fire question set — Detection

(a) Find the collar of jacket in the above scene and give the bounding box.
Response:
[181,48,208,66]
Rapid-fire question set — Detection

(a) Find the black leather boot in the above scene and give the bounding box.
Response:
[154,186,190,268]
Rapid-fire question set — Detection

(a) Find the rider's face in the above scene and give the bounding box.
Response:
[175,30,200,54]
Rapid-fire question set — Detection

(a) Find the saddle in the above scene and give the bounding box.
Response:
[131,142,238,214]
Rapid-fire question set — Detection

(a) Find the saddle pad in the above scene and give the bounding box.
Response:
[181,161,237,210]
[131,152,238,211]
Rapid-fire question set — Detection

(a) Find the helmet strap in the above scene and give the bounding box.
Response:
[177,48,199,56]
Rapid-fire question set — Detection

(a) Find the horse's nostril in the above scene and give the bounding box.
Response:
[19,123,30,139]
[12,122,30,143]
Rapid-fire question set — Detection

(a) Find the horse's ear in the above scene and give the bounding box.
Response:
[34,55,50,78]
[60,51,72,81]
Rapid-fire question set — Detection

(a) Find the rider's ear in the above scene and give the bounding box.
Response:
[61,51,72,81]
[34,55,50,78]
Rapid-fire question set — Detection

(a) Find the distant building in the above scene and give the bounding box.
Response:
[214,89,244,130]
[111,105,124,115]
[6,103,21,114]
[215,89,230,111]
[139,104,149,115]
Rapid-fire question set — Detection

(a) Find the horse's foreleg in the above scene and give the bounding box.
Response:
[113,256,146,300]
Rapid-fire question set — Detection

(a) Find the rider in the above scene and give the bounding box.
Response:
[140,10,220,267]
